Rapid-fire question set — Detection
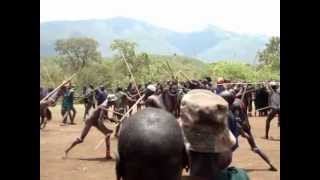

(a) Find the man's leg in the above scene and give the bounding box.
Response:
[239,127,277,171]
[277,110,280,127]
[264,109,277,139]
[84,103,92,121]
[70,107,77,124]
[61,109,68,125]
[64,123,92,157]
[96,122,113,159]
[105,135,112,160]
[83,103,88,121]
[248,100,252,116]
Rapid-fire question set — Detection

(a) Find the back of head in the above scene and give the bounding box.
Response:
[219,90,235,106]
[117,108,186,180]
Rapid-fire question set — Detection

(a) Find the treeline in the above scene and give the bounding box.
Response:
[40,37,279,92]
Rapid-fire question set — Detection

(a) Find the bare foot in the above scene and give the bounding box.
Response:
[105,156,113,160]
[268,136,276,140]
[62,152,68,159]
[261,136,269,140]
[269,165,278,171]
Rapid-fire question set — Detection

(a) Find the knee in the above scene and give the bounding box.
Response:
[252,147,260,153]
[76,137,83,143]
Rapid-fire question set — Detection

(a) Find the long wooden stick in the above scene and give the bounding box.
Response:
[165,61,176,80]
[100,107,124,116]
[40,73,77,103]
[118,94,145,123]
[120,52,141,98]
[179,71,191,81]
[256,106,271,111]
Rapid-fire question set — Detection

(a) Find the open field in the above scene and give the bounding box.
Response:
[40,104,280,180]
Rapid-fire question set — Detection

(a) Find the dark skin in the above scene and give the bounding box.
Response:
[263,84,280,139]
[232,98,277,171]
[112,89,137,137]
[64,105,113,159]
[40,87,66,129]
[116,108,189,180]
[83,86,96,121]
[145,84,180,118]
[188,150,233,179]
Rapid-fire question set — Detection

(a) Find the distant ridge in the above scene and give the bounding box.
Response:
[40,17,269,63]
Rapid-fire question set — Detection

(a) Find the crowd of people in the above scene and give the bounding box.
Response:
[40,76,280,180]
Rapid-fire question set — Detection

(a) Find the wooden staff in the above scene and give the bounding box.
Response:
[256,106,271,111]
[120,52,141,98]
[118,94,145,123]
[40,73,77,103]
[222,82,265,85]
[100,107,124,116]
[94,94,146,150]
[179,71,191,81]
[160,64,172,76]
[165,61,177,80]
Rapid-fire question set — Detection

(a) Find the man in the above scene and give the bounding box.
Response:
[145,82,180,118]
[95,85,108,106]
[83,84,95,121]
[40,87,52,129]
[116,108,189,180]
[215,77,225,94]
[219,90,240,151]
[254,85,269,116]
[40,82,69,128]
[179,89,249,179]
[61,84,76,125]
[64,98,113,160]
[263,81,280,139]
[229,90,277,171]
[113,87,137,137]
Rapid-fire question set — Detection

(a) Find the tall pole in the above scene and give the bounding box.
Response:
[120,52,141,98]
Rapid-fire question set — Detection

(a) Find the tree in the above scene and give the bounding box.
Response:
[257,37,280,71]
[208,61,256,81]
[110,39,152,79]
[110,39,137,63]
[55,37,101,72]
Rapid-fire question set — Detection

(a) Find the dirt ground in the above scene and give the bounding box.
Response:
[40,105,280,180]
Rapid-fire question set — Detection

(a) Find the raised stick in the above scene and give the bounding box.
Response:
[120,52,142,98]
[40,73,77,103]
[256,106,271,111]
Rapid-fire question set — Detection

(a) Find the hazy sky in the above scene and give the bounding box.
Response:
[40,0,279,36]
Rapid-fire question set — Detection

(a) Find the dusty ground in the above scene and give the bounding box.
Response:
[40,104,280,180]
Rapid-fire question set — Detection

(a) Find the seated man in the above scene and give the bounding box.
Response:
[116,108,189,180]
[179,89,250,180]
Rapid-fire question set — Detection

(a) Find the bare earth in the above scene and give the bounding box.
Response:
[40,105,280,180]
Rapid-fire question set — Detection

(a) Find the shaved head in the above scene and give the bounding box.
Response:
[117,108,187,180]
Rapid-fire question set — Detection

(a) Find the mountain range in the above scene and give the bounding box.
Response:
[40,17,270,63]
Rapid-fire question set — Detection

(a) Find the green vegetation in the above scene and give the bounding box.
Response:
[40,37,280,92]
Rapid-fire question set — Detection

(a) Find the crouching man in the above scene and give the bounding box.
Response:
[64,98,113,159]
